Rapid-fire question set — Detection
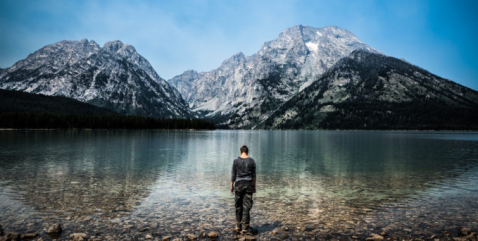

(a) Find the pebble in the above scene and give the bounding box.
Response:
[21,233,38,239]
[366,233,384,241]
[459,227,471,236]
[162,236,171,241]
[46,223,62,234]
[208,231,218,239]
[237,235,256,241]
[145,234,153,239]
[70,233,88,241]
[186,233,197,240]
[279,233,289,239]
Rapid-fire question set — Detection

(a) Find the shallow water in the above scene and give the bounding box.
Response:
[0,130,477,240]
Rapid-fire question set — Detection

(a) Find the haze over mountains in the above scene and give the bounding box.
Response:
[1,25,477,129]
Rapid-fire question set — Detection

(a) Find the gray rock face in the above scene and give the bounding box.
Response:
[0,39,191,118]
[170,25,379,128]
[263,50,478,129]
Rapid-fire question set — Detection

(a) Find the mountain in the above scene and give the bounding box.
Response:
[0,88,117,115]
[170,25,380,128]
[262,50,478,130]
[0,39,191,118]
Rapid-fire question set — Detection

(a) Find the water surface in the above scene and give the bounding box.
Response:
[0,130,477,239]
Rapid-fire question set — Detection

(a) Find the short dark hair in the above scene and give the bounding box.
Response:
[240,145,249,154]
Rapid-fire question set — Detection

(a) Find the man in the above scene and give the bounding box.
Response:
[230,145,256,233]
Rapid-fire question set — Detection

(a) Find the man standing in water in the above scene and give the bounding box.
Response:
[230,145,256,233]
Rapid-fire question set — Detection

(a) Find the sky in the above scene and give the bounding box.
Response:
[1,0,477,90]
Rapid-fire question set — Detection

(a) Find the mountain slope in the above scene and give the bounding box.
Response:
[170,25,379,128]
[262,50,478,130]
[0,39,191,118]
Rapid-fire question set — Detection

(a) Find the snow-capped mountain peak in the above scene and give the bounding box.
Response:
[0,39,191,118]
[170,25,380,128]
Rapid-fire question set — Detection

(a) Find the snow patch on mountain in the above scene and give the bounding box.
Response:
[170,25,380,128]
[0,39,191,118]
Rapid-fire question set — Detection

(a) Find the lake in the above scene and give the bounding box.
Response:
[0,130,477,240]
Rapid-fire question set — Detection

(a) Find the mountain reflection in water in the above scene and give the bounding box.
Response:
[0,130,477,239]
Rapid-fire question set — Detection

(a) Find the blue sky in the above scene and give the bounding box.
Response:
[1,0,477,90]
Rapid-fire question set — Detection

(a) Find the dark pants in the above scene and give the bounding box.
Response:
[234,184,254,228]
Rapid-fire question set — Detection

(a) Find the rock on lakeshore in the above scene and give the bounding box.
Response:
[366,233,384,241]
[46,223,62,234]
[186,233,197,240]
[208,231,219,240]
[70,233,88,241]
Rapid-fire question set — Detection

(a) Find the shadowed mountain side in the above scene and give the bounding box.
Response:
[262,50,478,130]
[170,25,380,128]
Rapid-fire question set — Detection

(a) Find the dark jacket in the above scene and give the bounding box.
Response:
[231,157,256,186]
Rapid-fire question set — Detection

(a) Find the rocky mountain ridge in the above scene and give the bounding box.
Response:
[0,39,191,118]
[170,25,380,128]
[262,50,478,130]
[2,25,477,129]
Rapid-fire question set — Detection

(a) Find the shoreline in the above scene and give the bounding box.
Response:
[1,128,478,132]
[0,221,476,241]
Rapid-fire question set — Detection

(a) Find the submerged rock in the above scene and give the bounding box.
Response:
[459,227,471,236]
[21,233,38,239]
[279,233,289,239]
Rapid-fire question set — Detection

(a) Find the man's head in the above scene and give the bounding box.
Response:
[240,145,249,154]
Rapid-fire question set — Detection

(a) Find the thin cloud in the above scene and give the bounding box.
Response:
[0,0,477,90]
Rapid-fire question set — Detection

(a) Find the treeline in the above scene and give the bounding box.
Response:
[0,89,117,115]
[0,89,215,129]
[318,100,478,130]
[0,113,216,130]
